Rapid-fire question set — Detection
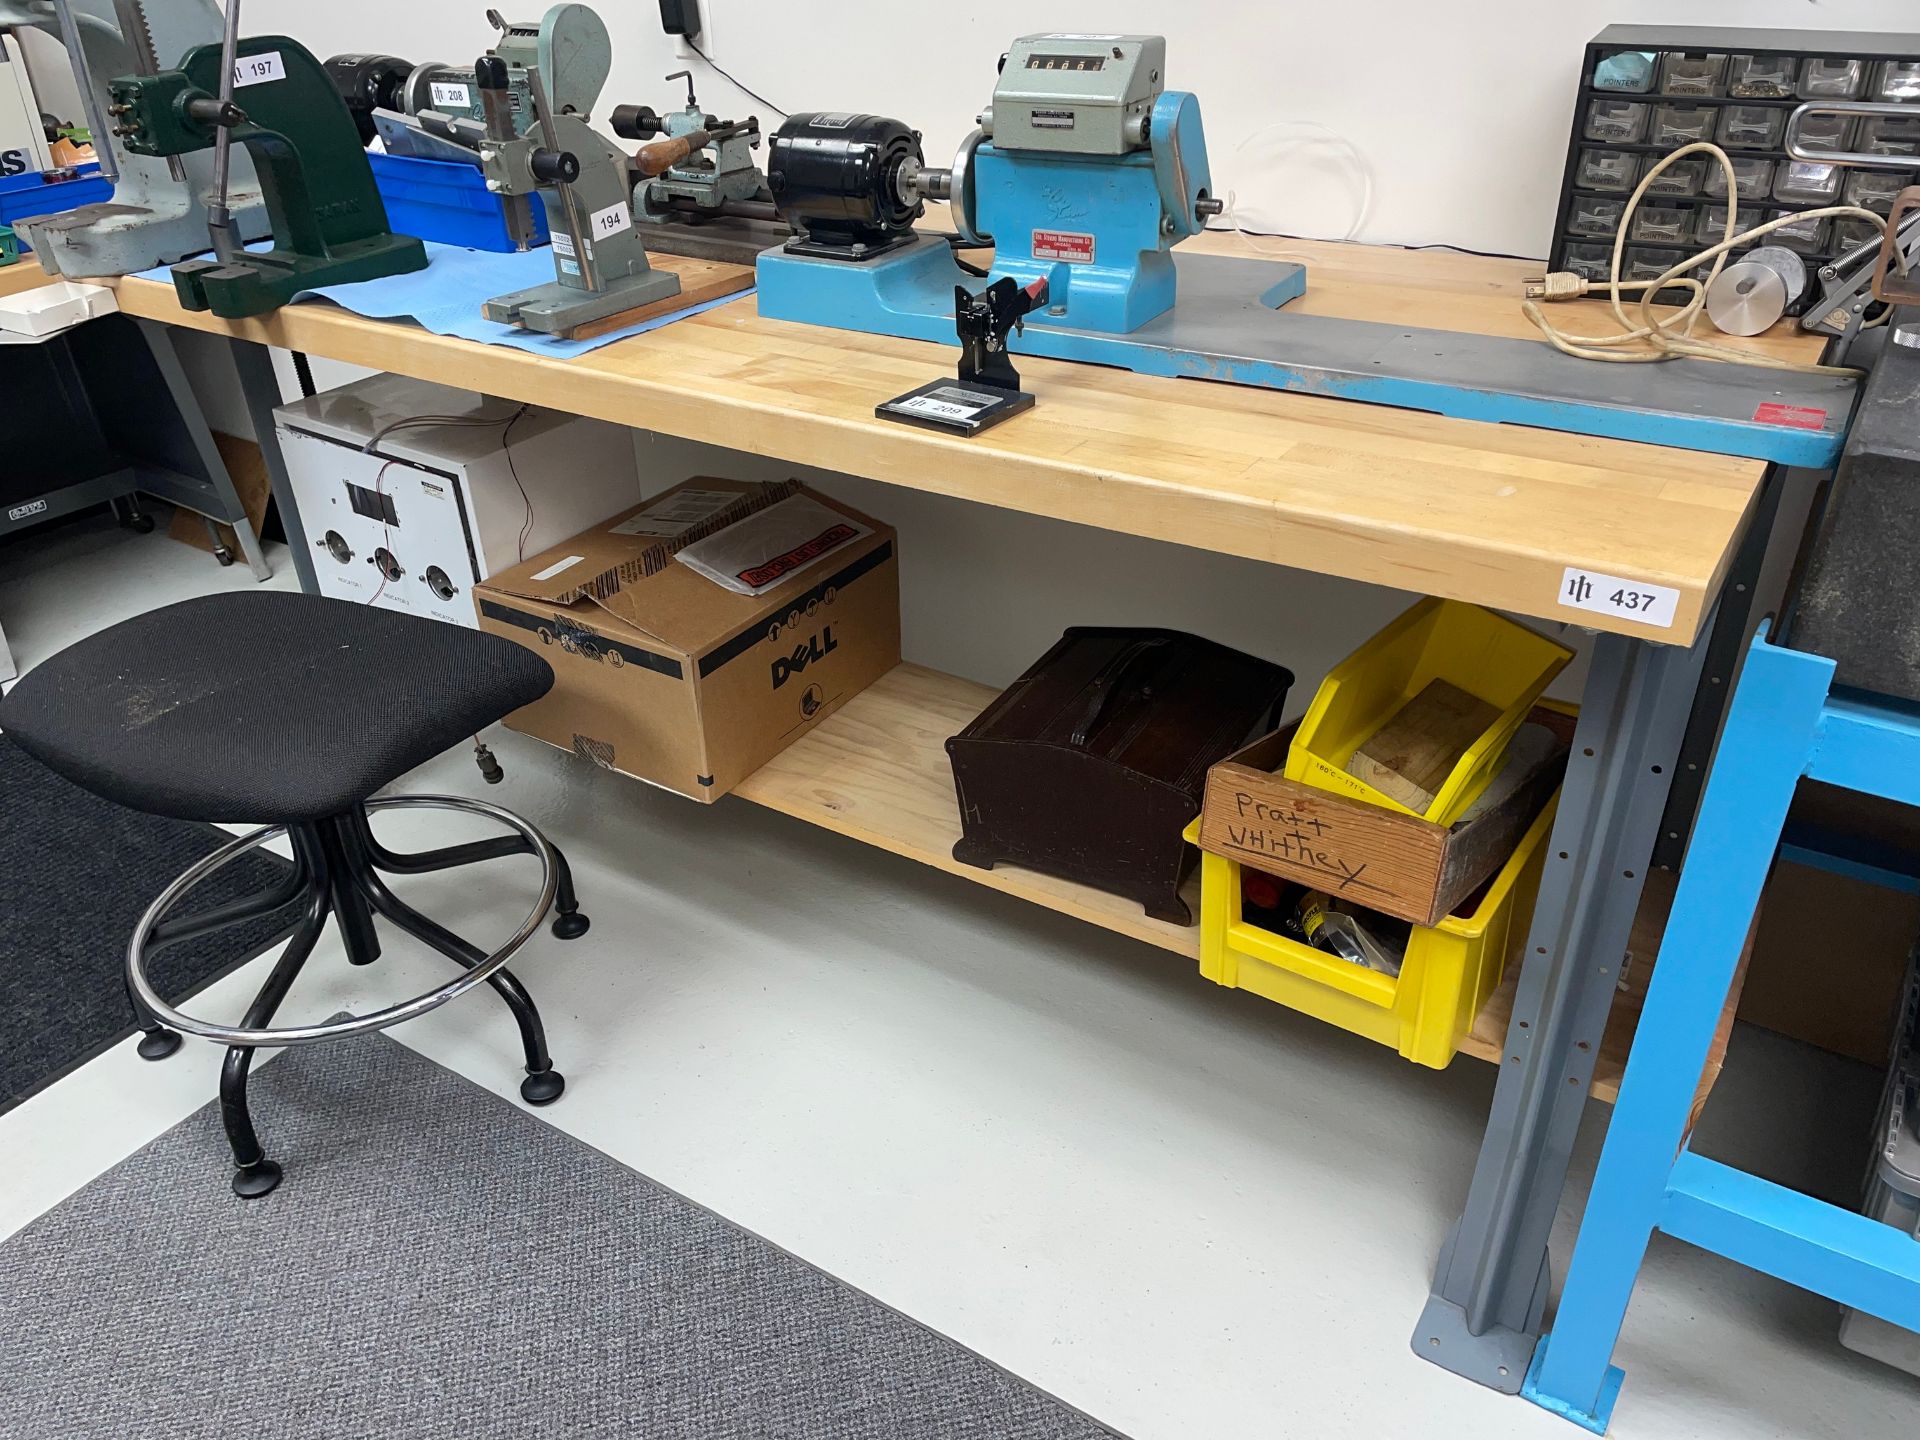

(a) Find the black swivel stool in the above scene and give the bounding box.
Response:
[0,591,590,1198]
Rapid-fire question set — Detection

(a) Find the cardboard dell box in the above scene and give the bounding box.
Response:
[473,479,899,800]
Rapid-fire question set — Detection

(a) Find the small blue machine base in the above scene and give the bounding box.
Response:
[755,236,1854,468]
[1522,1347,1622,1435]
[1521,630,1920,1432]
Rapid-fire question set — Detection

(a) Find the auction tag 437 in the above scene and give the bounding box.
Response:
[1558,566,1679,628]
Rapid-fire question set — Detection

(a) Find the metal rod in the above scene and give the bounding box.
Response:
[525,61,597,290]
[653,195,780,222]
[207,0,243,260]
[1786,100,1920,168]
[48,0,119,183]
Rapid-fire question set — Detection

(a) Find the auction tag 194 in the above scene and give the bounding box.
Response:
[589,201,631,240]
[1558,567,1679,628]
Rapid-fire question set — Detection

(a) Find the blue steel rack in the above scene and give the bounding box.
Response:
[1521,627,1920,1432]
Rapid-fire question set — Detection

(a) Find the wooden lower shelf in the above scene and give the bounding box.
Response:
[734,663,1748,1107]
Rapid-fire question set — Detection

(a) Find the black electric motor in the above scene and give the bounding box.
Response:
[766,112,925,259]
[324,53,413,147]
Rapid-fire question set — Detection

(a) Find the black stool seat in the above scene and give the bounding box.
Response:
[0,592,552,823]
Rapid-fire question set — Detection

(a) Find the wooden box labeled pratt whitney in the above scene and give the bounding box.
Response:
[1200,708,1574,928]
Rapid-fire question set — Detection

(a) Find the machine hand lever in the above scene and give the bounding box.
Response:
[633,130,715,179]
[529,148,581,184]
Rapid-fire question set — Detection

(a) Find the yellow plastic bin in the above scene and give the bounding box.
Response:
[1285,598,1573,824]
[1183,792,1558,1068]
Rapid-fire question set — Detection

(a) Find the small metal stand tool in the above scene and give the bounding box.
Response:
[1789,99,1920,340]
[474,48,694,336]
[111,27,426,317]
[4,0,269,278]
[878,276,1048,435]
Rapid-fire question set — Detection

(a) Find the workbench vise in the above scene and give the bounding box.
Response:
[610,70,767,229]
[758,33,1279,340]
[110,35,426,317]
[2,0,268,278]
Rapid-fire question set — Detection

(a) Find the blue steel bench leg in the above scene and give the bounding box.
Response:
[1520,633,1835,1432]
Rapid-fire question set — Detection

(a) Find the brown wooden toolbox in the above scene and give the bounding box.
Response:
[1199,704,1576,927]
[946,628,1294,924]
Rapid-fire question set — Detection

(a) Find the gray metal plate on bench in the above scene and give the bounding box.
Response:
[1043,255,1856,468]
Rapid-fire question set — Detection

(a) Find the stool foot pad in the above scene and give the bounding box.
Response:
[137,1027,183,1062]
[231,1159,283,1200]
[551,911,590,940]
[520,1068,566,1106]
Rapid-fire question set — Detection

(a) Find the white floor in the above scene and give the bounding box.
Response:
[2,515,1916,1440]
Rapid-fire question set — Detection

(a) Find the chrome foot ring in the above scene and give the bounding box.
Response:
[127,794,559,1048]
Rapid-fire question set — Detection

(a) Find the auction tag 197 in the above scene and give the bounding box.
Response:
[232,50,285,87]
[1558,567,1679,628]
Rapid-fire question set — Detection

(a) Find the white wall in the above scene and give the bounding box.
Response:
[165,2,1920,694]
[243,0,1920,254]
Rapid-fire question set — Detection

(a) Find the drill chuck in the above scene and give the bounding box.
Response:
[610,104,665,140]
[323,53,413,146]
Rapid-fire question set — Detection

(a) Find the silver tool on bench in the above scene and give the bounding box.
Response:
[1786,99,1920,339]
[3,0,266,277]
[474,47,684,334]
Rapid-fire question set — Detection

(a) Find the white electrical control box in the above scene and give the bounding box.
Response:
[273,374,643,628]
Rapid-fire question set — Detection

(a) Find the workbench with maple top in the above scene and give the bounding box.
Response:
[69,229,1837,1392]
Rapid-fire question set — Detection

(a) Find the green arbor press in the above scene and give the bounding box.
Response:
[113,37,425,318]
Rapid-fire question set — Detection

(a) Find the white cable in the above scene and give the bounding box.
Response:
[1216,119,1373,253]
[1522,140,1897,374]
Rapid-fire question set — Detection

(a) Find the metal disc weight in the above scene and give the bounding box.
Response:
[1706,247,1807,337]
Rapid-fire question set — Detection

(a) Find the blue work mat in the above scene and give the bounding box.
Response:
[136,240,751,358]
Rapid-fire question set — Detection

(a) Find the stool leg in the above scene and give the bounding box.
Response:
[316,820,381,967]
[147,849,311,951]
[129,990,183,1061]
[346,858,565,1106]
[130,845,314,1063]
[548,844,590,941]
[222,840,332,1200]
[348,806,589,941]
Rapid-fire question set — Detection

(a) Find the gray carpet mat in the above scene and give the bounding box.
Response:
[0,735,295,1113]
[0,1029,1126,1439]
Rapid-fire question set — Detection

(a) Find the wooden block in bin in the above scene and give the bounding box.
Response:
[1346,679,1501,816]
[1200,706,1574,927]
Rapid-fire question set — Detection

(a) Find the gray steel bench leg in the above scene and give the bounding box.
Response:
[136,319,272,583]
[229,338,318,596]
[1412,624,1710,1390]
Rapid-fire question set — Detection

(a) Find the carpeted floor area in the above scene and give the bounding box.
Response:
[0,735,294,1113]
[0,1028,1126,1439]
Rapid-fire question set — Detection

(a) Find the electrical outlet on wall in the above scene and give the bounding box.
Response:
[659,0,709,59]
